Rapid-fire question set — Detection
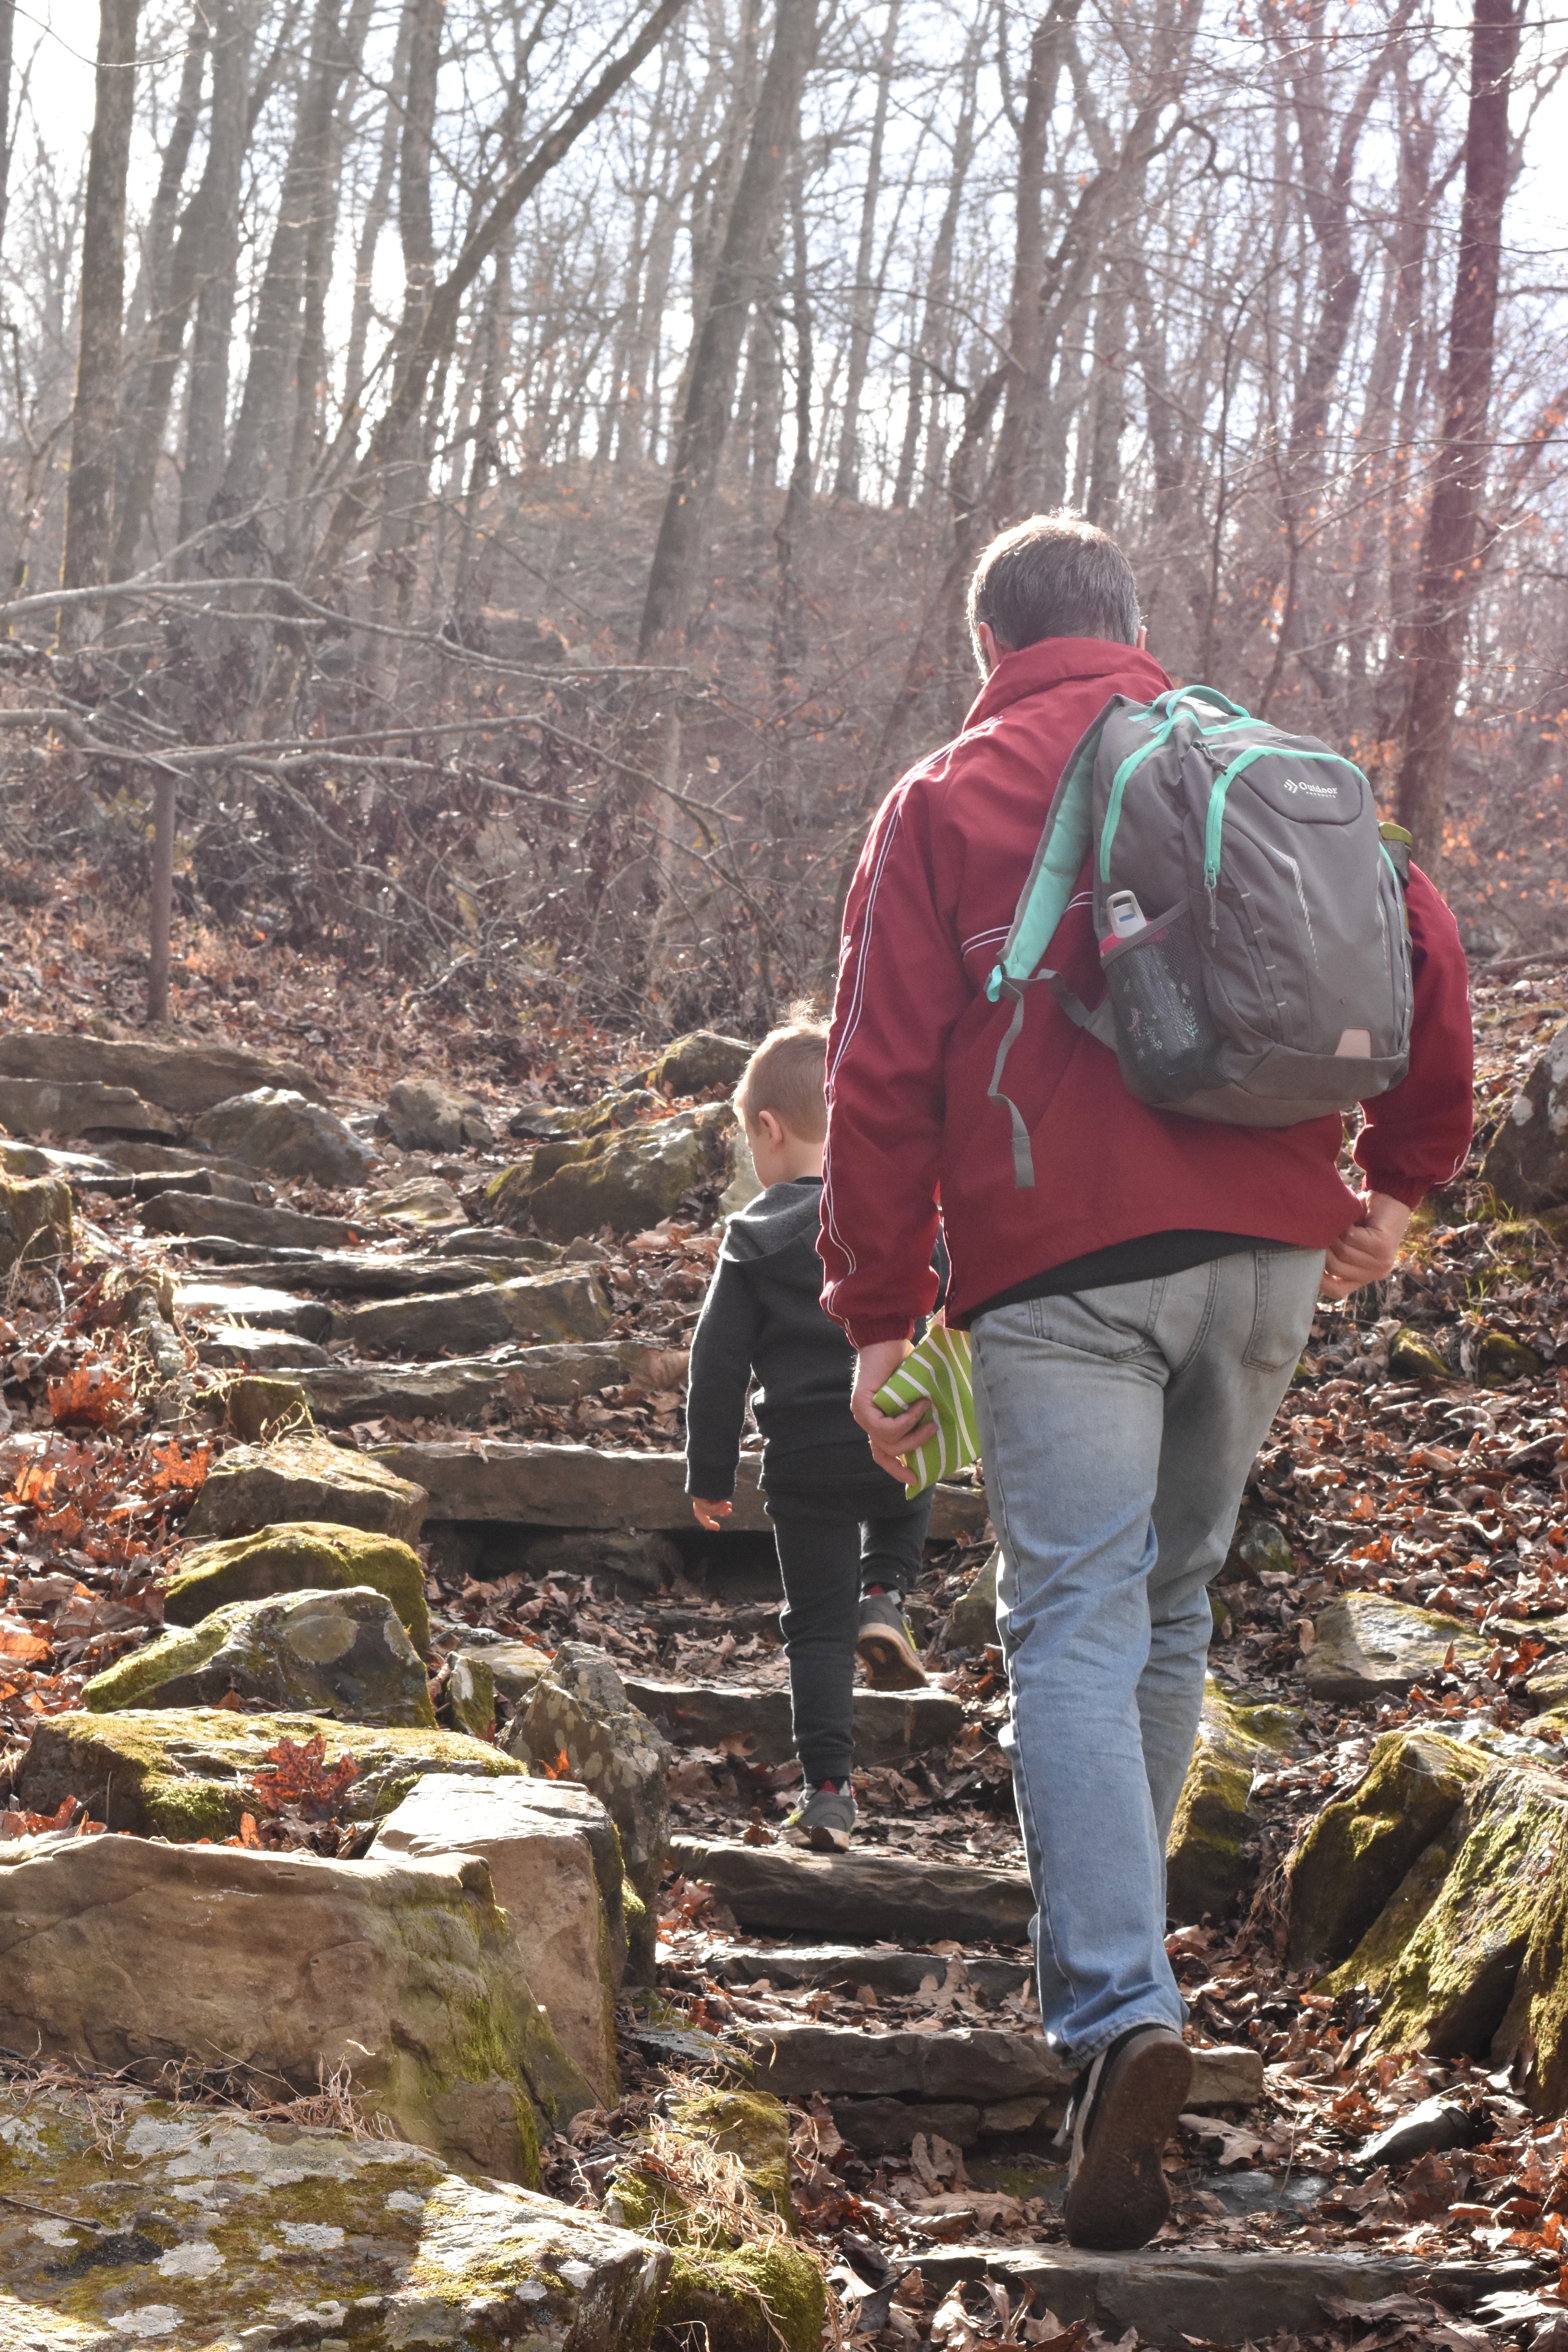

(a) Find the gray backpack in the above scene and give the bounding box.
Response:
[986,684,1414,1186]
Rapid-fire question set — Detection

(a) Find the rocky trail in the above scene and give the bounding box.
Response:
[5,917,1568,2349]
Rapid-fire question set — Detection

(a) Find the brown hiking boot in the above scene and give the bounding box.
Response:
[1063,2024,1193,2251]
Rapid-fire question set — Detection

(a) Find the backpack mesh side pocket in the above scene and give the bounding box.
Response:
[1100,899,1225,1106]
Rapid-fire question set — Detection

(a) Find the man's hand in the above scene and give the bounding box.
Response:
[691,1497,732,1532]
[851,1338,936,1485]
[1320,1191,1414,1301]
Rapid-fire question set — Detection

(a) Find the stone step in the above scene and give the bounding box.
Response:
[907,2246,1519,2350]
[294,1341,689,1428]
[142,1189,364,1250]
[377,1441,989,1541]
[667,1833,1031,1945]
[744,2019,1261,2111]
[0,1030,320,1115]
[707,1941,1032,2002]
[625,1675,965,1766]
[176,1282,332,1339]
[166,1239,524,1293]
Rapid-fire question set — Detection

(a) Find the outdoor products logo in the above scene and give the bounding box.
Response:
[1282,777,1338,800]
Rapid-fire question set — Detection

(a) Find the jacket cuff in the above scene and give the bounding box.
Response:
[842,1315,919,1348]
[1356,1170,1432,1210]
[685,1459,738,1501]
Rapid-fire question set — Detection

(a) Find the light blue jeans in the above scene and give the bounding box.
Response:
[971,1249,1323,2072]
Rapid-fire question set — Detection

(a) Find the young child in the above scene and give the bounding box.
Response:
[685,1021,933,1854]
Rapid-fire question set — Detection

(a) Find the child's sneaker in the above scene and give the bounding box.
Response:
[782,1783,857,1852]
[856,1592,929,1690]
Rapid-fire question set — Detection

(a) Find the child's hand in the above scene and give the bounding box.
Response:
[691,1497,732,1532]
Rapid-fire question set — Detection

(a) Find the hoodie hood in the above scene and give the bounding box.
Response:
[721,1175,823,1265]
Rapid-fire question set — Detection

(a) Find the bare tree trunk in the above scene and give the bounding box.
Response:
[113,8,207,525]
[147,770,175,1024]
[1396,0,1526,871]
[987,0,1083,525]
[772,129,812,691]
[221,0,351,518]
[831,0,900,502]
[637,0,818,654]
[59,0,142,642]
[0,0,14,266]
[343,5,411,422]
[176,0,253,563]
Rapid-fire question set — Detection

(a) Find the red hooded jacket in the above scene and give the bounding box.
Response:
[819,636,1475,1346]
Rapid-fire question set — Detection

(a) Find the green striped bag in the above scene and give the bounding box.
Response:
[873,1325,978,1497]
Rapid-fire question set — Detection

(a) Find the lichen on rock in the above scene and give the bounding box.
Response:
[16,1706,527,1841]
[161,1519,431,1650]
[81,1586,437,1727]
[1285,1728,1486,1975]
[486,1103,736,1241]
[185,1433,429,1544]
[1165,1681,1299,1924]
[503,1642,671,1896]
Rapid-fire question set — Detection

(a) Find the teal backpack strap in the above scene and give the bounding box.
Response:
[984,699,1126,1189]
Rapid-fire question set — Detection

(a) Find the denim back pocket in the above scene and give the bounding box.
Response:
[1242,1248,1322,1371]
[1030,1278,1163,1361]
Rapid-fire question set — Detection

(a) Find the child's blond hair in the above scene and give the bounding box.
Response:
[734,1021,828,1143]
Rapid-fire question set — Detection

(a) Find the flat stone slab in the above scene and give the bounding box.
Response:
[330,1271,613,1353]
[0,2080,666,2351]
[745,2020,1064,2101]
[912,2246,1511,2348]
[624,1675,964,1766]
[185,1435,428,1544]
[710,1942,1033,2002]
[299,1341,690,1427]
[375,1441,989,1539]
[0,1030,321,1113]
[176,1281,332,1338]
[1307,1592,1490,1701]
[169,1244,530,1293]
[0,1076,178,1140]
[668,1834,1034,1945]
[142,1188,362,1248]
[195,1327,332,1370]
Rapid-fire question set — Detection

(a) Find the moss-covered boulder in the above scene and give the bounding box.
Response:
[607,2086,824,2352]
[1285,1729,1486,1975]
[1305,1592,1486,1702]
[162,1519,430,1651]
[0,1171,71,1274]
[0,1834,599,2175]
[445,1650,497,1740]
[0,2080,670,2352]
[1388,1326,1452,1383]
[487,1103,735,1240]
[1478,1328,1543,1386]
[15,1706,526,1842]
[1362,1762,1568,2062]
[502,1642,671,1896]
[82,1586,437,1728]
[1221,1514,1293,1581]
[185,1432,429,1543]
[1165,1683,1299,1924]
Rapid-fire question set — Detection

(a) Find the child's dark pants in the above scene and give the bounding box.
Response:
[765,1461,934,1786]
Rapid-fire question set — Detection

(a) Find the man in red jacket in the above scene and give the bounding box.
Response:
[819,512,1473,2253]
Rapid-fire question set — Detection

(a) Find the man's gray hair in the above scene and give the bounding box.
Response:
[968,510,1141,666]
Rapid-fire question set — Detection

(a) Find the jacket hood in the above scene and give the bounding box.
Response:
[722,1175,823,1264]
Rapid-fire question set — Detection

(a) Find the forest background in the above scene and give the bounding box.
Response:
[0,0,1564,1042]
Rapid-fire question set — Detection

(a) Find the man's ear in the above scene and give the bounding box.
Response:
[1136,624,1147,651]
[976,621,1004,675]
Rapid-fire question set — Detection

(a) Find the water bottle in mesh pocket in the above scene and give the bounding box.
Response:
[1100,900,1224,1105]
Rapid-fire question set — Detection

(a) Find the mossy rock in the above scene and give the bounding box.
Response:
[1388,1326,1453,1383]
[16,1706,526,1841]
[503,1642,671,1895]
[82,1586,437,1728]
[670,2087,793,2216]
[162,1519,430,1651]
[487,1103,736,1241]
[185,1432,429,1544]
[443,1651,496,1740]
[226,1373,313,1441]
[0,1172,71,1274]
[1364,1760,1568,2061]
[0,2081,667,2345]
[1477,1328,1543,1387]
[608,2098,823,2352]
[1285,1728,1486,1975]
[1317,1830,1468,2004]
[1223,1514,1293,1581]
[1165,1682,1299,1924]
